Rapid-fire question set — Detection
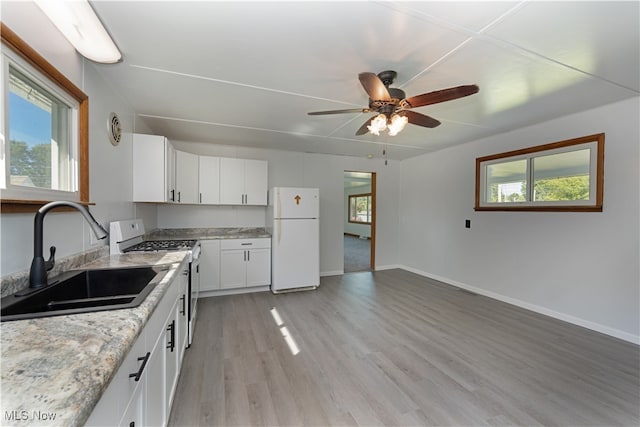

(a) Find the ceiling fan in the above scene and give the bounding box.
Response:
[308,70,479,136]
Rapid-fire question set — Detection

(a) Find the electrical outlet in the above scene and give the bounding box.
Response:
[465,219,471,229]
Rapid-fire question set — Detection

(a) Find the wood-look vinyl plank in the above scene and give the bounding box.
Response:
[257,349,304,426]
[246,381,279,427]
[199,399,224,427]
[223,357,252,426]
[298,326,389,426]
[366,351,471,426]
[168,269,640,427]
[243,294,275,353]
[281,326,360,426]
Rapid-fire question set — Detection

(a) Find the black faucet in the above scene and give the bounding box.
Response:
[29,201,109,289]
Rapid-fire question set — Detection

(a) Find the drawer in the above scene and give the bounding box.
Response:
[221,238,271,250]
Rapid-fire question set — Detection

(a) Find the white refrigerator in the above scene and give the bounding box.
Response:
[268,187,320,293]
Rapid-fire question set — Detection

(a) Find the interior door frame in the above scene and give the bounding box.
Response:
[344,170,376,271]
[370,172,376,270]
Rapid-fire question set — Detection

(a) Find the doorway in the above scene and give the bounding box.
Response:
[344,171,376,273]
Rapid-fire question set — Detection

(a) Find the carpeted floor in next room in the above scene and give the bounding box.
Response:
[343,234,370,273]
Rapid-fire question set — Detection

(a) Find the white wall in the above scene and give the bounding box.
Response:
[398,97,640,343]
[160,141,400,275]
[344,184,372,238]
[0,3,148,276]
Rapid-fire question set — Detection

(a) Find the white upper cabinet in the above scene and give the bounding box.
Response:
[198,156,220,204]
[219,158,245,205]
[219,158,268,205]
[175,151,199,204]
[133,134,176,203]
[245,159,268,205]
[167,143,176,203]
[133,137,267,206]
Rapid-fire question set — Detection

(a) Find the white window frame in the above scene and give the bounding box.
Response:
[1,47,80,201]
[348,193,372,225]
[475,134,604,212]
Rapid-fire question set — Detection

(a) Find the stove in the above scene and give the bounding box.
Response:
[110,219,200,347]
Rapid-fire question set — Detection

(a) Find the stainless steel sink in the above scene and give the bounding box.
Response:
[1,266,169,321]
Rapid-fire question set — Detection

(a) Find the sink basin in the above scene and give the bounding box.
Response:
[1,266,169,321]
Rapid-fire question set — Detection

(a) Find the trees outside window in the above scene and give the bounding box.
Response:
[475,134,604,212]
[349,193,371,224]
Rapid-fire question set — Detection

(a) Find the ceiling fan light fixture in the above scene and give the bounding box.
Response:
[388,113,408,136]
[367,113,388,136]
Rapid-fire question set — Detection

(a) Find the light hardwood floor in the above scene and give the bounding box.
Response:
[168,269,640,426]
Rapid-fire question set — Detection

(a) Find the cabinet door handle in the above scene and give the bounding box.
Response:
[129,352,151,382]
[180,294,186,316]
[247,250,250,262]
[200,193,202,203]
[167,320,176,352]
[178,191,181,202]
[241,243,252,246]
[171,189,175,202]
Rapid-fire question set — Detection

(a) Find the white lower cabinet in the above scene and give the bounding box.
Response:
[144,335,165,427]
[199,240,220,291]
[120,382,143,427]
[87,262,189,427]
[245,248,271,287]
[220,238,271,289]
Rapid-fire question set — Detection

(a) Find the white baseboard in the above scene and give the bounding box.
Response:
[199,285,270,298]
[321,270,343,277]
[399,265,640,346]
[375,264,402,271]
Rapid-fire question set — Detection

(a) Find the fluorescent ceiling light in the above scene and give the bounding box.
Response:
[35,0,122,64]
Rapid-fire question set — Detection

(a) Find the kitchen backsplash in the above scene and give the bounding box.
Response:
[157,204,266,229]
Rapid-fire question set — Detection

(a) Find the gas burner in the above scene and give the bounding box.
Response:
[123,239,197,253]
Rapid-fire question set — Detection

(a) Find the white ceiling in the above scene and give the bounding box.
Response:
[90,1,639,161]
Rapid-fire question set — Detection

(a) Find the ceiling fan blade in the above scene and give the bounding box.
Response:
[359,72,391,101]
[356,116,375,135]
[307,108,370,116]
[402,84,479,109]
[401,110,441,128]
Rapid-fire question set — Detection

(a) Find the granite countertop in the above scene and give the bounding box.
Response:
[0,251,189,426]
[145,227,270,241]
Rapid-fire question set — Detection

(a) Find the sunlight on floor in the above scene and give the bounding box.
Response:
[270,307,300,356]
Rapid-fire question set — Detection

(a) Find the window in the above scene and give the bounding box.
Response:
[475,133,604,212]
[349,193,372,224]
[1,23,89,212]
[7,64,76,192]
